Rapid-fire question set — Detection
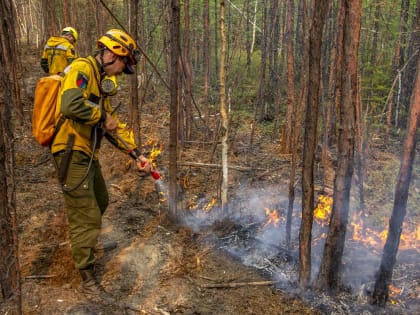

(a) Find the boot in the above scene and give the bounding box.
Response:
[94,240,118,253]
[79,266,116,304]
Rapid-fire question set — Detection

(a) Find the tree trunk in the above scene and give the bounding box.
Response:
[398,0,420,128]
[355,73,366,216]
[169,0,181,220]
[317,0,362,291]
[282,0,295,154]
[0,0,21,311]
[130,0,141,146]
[214,0,219,80]
[256,0,268,122]
[183,0,192,143]
[245,0,251,66]
[220,0,228,211]
[287,0,308,247]
[372,47,420,308]
[322,0,343,194]
[203,0,210,128]
[370,2,381,66]
[299,0,329,289]
[138,0,147,146]
[270,0,281,139]
[251,0,258,54]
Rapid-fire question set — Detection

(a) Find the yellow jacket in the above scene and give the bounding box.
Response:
[50,56,138,160]
[41,36,77,74]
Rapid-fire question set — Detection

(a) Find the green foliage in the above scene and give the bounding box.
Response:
[361,63,393,122]
[226,50,262,111]
[364,152,420,228]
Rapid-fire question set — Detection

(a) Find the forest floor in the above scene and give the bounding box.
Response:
[1,49,419,315]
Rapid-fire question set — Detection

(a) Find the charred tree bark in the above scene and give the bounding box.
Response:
[0,0,21,311]
[169,0,181,220]
[299,0,329,289]
[317,0,362,291]
[372,52,420,307]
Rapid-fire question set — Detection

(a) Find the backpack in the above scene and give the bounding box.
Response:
[32,74,64,147]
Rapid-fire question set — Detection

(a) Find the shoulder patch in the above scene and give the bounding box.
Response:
[76,72,88,89]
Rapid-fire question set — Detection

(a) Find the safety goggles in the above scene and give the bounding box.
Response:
[119,51,139,74]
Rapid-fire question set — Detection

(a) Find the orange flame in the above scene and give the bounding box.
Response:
[158,191,167,203]
[262,208,282,228]
[314,195,332,225]
[203,197,217,212]
[143,139,162,168]
[312,200,418,251]
[350,212,418,251]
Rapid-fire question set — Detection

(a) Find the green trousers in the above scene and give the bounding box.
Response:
[54,150,108,269]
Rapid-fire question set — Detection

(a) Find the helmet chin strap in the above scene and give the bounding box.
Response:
[97,49,118,75]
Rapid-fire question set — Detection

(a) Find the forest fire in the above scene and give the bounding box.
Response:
[310,196,419,251]
[388,284,403,305]
[350,211,419,251]
[313,195,332,225]
[186,196,217,211]
[203,197,217,212]
[262,208,282,228]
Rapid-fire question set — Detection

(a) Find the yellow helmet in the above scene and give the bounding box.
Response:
[61,27,78,42]
[97,29,139,74]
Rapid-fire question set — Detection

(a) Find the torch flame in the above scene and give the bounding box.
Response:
[143,139,162,168]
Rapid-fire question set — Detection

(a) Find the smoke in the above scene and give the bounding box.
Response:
[163,179,416,305]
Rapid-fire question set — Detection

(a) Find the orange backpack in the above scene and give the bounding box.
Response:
[32,74,64,147]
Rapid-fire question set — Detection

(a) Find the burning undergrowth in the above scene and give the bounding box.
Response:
[176,186,419,315]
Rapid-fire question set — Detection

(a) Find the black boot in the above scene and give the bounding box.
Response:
[79,266,116,304]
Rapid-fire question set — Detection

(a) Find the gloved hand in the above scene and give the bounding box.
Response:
[136,155,153,174]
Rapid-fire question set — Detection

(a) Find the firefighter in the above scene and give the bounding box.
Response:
[41,27,79,75]
[50,29,152,303]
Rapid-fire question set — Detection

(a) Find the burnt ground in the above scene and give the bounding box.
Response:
[2,50,419,314]
[11,123,320,315]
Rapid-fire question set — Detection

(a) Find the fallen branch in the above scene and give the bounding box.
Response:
[201,280,279,288]
[25,275,56,279]
[178,161,265,172]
